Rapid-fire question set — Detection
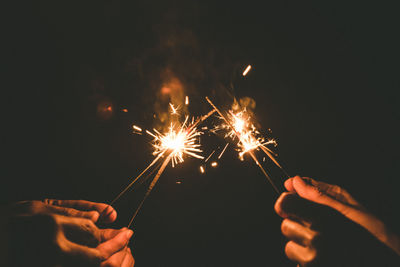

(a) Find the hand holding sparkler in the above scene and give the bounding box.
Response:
[1,199,134,267]
[275,176,400,266]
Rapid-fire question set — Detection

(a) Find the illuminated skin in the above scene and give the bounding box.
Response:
[275,176,400,266]
[1,200,134,267]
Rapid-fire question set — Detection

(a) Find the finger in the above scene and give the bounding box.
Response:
[281,219,319,247]
[291,176,351,216]
[275,191,322,224]
[44,204,100,222]
[100,228,128,242]
[284,177,295,192]
[97,229,134,259]
[121,247,135,267]
[300,177,361,208]
[285,240,317,266]
[100,246,129,267]
[44,199,117,223]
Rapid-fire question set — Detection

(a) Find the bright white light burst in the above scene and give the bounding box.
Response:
[225,110,277,160]
[151,116,204,167]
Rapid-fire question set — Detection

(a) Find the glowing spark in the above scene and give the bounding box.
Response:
[169,103,178,114]
[218,143,229,159]
[205,96,281,194]
[146,130,157,139]
[122,108,128,113]
[151,116,204,168]
[211,161,218,167]
[220,110,276,161]
[133,125,142,132]
[199,166,205,173]
[243,65,252,76]
[185,96,189,105]
[205,150,216,162]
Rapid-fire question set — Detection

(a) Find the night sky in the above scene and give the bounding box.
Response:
[3,1,400,266]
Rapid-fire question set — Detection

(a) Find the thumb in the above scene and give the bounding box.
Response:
[291,176,351,216]
[97,229,134,259]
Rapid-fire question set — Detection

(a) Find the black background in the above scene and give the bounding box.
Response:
[3,1,399,266]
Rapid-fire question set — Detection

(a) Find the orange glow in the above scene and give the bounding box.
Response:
[122,108,128,113]
[211,161,218,167]
[97,101,113,120]
[161,87,171,94]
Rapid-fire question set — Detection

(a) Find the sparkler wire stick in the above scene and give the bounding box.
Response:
[110,151,167,206]
[127,153,172,228]
[205,96,282,194]
[218,143,229,159]
[260,145,290,178]
[248,151,280,194]
[205,150,216,162]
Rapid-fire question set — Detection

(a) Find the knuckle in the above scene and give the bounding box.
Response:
[84,218,96,228]
[46,199,61,206]
[66,208,78,216]
[312,187,325,199]
[81,218,100,239]
[43,198,51,205]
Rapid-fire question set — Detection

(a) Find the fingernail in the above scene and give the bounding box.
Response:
[125,230,133,239]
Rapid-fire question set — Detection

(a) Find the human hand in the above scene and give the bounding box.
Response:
[274,176,400,266]
[3,199,135,267]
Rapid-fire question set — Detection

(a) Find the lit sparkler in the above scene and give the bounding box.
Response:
[206,96,285,194]
[110,104,216,227]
